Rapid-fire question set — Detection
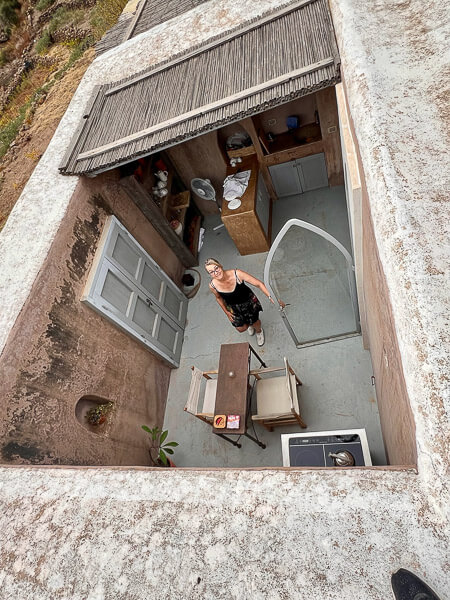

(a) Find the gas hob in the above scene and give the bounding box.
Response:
[281,429,372,467]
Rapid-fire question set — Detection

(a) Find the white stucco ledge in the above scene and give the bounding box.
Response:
[0,465,448,599]
[328,0,450,475]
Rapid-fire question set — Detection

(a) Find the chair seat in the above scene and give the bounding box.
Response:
[202,379,217,415]
[254,373,299,417]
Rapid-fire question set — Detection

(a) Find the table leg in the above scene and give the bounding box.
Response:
[249,344,266,368]
[244,431,266,449]
[217,434,242,448]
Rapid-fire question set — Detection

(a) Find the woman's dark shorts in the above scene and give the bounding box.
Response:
[228,293,263,328]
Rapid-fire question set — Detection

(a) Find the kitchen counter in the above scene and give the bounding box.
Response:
[221,156,270,255]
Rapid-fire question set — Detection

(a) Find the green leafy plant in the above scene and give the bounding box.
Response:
[141,425,178,466]
[86,401,113,426]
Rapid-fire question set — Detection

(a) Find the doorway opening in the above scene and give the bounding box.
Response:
[264,217,360,348]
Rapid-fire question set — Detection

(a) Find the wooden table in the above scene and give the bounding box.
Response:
[212,342,267,448]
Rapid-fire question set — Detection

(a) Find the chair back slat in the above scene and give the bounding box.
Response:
[185,366,203,414]
[284,357,295,410]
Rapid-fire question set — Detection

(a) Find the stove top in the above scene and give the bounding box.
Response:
[281,429,372,467]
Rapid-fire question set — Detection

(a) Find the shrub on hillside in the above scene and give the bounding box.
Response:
[0,47,10,66]
[90,0,128,40]
[35,29,51,54]
[48,6,72,34]
[36,0,56,11]
[0,0,20,35]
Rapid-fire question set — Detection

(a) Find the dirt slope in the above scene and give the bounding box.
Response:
[0,45,94,225]
[0,0,127,229]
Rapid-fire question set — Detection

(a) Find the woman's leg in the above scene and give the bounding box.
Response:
[253,319,262,333]
[236,324,249,333]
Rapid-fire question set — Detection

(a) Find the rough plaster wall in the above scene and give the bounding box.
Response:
[338,80,417,466]
[0,172,183,466]
[328,0,450,478]
[0,466,448,599]
[361,182,417,465]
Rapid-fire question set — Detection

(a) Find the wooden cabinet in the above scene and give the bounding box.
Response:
[221,157,270,255]
[120,150,203,267]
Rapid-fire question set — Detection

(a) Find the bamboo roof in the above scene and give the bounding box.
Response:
[95,0,209,57]
[61,0,340,175]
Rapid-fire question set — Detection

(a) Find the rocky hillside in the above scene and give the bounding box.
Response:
[0,0,127,229]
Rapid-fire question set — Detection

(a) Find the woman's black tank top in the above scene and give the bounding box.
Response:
[211,270,253,304]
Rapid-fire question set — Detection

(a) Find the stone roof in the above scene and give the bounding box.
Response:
[95,0,209,56]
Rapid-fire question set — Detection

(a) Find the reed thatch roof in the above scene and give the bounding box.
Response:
[61,0,340,175]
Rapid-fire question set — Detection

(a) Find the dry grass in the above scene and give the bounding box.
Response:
[90,0,128,40]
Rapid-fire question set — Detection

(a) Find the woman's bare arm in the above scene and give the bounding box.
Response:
[237,270,286,307]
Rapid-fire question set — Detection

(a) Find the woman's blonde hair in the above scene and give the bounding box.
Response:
[204,258,223,270]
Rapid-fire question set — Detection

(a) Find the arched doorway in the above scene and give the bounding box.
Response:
[264,219,360,348]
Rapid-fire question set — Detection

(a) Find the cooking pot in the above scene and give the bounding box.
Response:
[328,450,355,467]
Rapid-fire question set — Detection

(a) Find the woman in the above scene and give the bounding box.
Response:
[205,258,285,346]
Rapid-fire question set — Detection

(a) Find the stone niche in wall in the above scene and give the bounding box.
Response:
[75,395,114,434]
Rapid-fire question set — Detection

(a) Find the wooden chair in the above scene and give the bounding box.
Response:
[184,366,218,425]
[250,357,306,431]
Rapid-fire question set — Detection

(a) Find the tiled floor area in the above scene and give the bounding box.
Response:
[164,186,387,467]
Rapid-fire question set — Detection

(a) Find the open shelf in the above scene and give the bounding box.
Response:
[263,122,322,155]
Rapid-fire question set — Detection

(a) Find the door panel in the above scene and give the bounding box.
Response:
[269,162,302,198]
[141,262,163,299]
[110,230,142,279]
[296,153,329,191]
[84,216,187,367]
[101,269,133,314]
[132,296,157,336]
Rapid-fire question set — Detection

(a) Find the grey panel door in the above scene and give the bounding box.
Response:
[256,174,270,235]
[105,225,188,329]
[83,217,187,367]
[95,261,183,365]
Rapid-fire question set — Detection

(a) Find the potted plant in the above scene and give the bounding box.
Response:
[141,425,178,467]
[85,401,113,426]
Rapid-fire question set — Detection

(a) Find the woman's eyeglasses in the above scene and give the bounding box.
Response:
[207,266,221,276]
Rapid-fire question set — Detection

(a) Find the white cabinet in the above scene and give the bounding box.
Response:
[269,153,329,198]
[297,153,329,192]
[269,161,302,198]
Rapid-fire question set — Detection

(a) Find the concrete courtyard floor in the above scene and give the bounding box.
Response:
[164,186,387,467]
